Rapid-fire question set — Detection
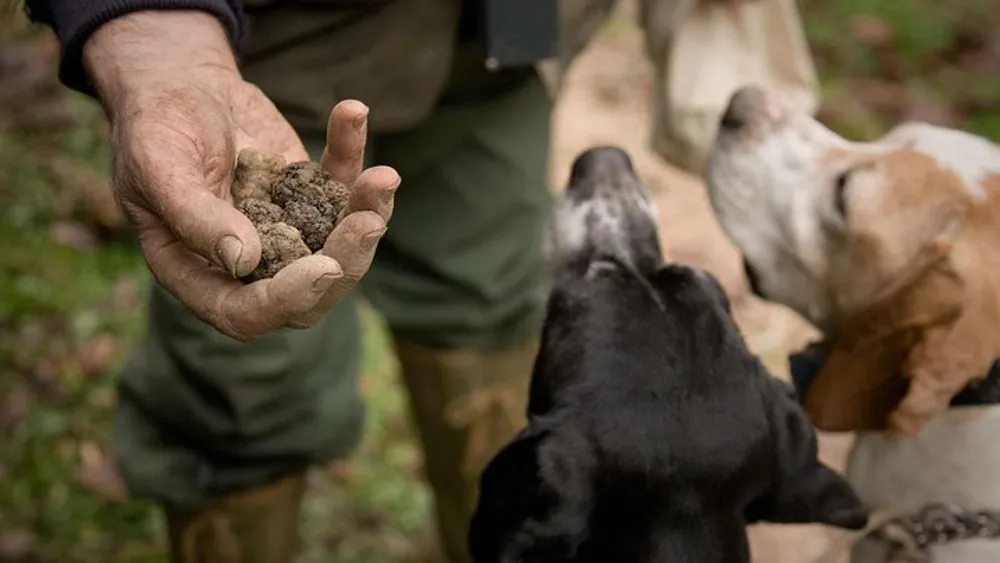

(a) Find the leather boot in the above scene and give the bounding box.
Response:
[395,337,538,563]
[162,471,306,563]
[393,336,538,563]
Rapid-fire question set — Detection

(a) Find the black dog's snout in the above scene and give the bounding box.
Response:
[568,146,637,187]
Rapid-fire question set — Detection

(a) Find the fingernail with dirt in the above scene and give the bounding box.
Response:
[312,270,343,293]
[381,178,401,207]
[217,235,244,277]
[362,227,386,250]
[353,108,369,131]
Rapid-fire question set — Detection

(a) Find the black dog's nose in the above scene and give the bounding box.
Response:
[569,146,636,186]
[719,86,768,131]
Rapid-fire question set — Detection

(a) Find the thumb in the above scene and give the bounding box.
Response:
[155,174,262,278]
[121,130,262,278]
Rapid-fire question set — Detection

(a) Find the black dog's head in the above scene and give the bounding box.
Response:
[531,146,737,415]
[470,146,868,563]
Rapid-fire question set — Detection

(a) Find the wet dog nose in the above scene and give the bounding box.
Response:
[719,86,768,131]
[568,146,636,186]
[548,145,662,275]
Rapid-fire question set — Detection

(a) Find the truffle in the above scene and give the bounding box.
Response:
[237,199,284,225]
[230,148,351,282]
[253,223,312,280]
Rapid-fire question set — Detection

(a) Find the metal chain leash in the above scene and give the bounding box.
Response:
[811,503,1000,563]
[875,503,1000,563]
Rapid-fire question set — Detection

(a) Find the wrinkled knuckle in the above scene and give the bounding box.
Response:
[209,295,255,343]
[231,331,258,343]
[341,144,365,165]
[287,311,323,330]
[318,274,357,299]
[338,271,367,291]
[223,322,259,343]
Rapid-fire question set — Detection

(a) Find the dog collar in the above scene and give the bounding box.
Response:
[788,347,1000,408]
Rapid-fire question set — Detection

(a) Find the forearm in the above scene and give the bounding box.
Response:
[23,0,246,95]
[82,10,243,117]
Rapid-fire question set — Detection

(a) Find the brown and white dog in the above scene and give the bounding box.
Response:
[705,86,1000,563]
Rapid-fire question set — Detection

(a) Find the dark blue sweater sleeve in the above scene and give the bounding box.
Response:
[23,0,246,96]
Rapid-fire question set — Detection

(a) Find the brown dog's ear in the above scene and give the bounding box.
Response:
[890,269,1000,433]
[804,240,965,432]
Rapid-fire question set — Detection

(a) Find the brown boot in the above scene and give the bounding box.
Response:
[393,336,538,563]
[162,471,306,563]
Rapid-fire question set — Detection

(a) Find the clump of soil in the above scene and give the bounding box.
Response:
[230,148,351,282]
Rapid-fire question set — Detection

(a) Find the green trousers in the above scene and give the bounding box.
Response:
[112,67,553,517]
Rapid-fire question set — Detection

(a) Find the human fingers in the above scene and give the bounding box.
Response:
[341,165,400,223]
[286,209,385,316]
[136,208,346,340]
[320,99,369,186]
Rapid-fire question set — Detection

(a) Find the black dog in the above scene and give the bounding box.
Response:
[468,147,868,563]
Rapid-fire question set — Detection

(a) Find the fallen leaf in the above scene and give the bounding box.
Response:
[43,157,126,233]
[50,220,99,250]
[0,35,60,106]
[14,98,78,132]
[77,441,128,501]
[75,334,122,378]
[0,34,74,135]
[855,79,906,116]
[815,83,886,140]
[0,389,31,433]
[383,531,419,559]
[850,14,894,49]
[399,446,424,474]
[353,508,384,531]
[0,528,36,562]
[11,321,51,369]
[903,91,960,127]
[326,460,354,482]
[324,530,346,551]
[89,387,116,410]
[110,277,140,316]
[29,356,70,404]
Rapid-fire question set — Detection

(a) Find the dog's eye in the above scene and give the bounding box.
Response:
[833,169,851,217]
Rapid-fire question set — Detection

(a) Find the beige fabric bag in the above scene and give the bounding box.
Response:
[650,0,820,175]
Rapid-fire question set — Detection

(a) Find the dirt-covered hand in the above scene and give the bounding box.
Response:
[83,11,397,341]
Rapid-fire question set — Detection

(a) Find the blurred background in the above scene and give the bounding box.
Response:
[0,0,998,561]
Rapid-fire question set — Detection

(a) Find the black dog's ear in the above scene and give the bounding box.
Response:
[746,376,869,530]
[469,429,543,563]
[469,428,594,563]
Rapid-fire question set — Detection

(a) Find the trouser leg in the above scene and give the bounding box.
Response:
[364,63,554,562]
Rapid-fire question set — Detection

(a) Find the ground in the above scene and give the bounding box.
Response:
[1,2,998,562]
